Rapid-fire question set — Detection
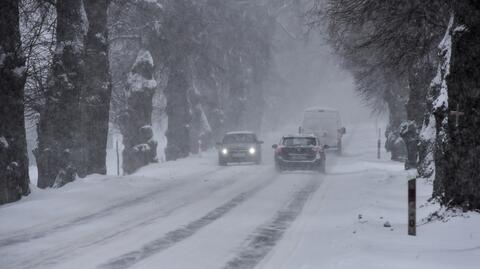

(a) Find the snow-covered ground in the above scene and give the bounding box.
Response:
[1,123,479,269]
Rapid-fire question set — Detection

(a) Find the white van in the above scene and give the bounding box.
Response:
[300,107,346,152]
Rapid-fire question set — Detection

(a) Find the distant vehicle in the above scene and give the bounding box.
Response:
[272,134,326,173]
[217,131,263,166]
[300,107,346,153]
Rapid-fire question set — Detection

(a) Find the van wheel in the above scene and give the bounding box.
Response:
[318,160,326,173]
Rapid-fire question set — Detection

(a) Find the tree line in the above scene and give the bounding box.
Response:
[1,0,296,204]
[311,0,480,210]
[5,0,479,211]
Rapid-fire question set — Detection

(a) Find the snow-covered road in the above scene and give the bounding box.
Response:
[1,123,479,269]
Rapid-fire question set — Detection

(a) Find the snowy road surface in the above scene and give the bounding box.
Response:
[1,124,479,269]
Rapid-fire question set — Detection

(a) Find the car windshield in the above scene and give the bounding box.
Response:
[282,137,316,146]
[223,133,257,144]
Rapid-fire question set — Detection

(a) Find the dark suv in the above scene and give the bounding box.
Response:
[272,135,326,173]
[217,132,263,166]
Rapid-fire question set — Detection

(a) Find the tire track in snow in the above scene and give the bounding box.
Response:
[10,172,244,269]
[219,124,352,269]
[98,174,278,269]
[222,175,322,269]
[0,167,227,248]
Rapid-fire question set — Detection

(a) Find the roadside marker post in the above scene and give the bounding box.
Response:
[377,128,381,159]
[116,140,120,176]
[408,178,416,236]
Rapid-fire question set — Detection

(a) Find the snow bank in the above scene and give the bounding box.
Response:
[0,151,220,233]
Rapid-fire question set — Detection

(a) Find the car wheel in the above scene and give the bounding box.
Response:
[219,158,227,166]
[336,140,342,155]
[275,162,283,172]
[255,155,262,165]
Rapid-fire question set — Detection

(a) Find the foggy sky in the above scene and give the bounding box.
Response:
[267,29,373,128]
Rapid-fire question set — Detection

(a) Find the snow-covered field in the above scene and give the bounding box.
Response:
[1,123,479,269]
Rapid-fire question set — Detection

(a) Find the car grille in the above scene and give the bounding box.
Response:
[229,147,248,153]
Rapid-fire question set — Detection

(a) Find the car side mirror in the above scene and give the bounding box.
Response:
[258,141,264,144]
[341,127,346,134]
[324,145,330,149]
[272,144,278,149]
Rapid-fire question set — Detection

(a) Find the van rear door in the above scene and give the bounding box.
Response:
[302,110,341,147]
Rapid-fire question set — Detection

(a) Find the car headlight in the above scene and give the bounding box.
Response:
[222,148,228,155]
[249,147,256,155]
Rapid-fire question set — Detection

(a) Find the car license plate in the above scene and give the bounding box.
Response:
[291,155,307,160]
[232,152,246,158]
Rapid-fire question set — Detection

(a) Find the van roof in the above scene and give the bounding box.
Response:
[305,107,338,112]
[225,131,255,135]
[304,107,338,112]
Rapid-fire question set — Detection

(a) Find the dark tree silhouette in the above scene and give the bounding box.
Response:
[432,1,480,209]
[35,0,87,188]
[0,0,30,204]
[77,0,112,177]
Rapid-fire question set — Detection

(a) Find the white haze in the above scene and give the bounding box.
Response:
[264,12,374,130]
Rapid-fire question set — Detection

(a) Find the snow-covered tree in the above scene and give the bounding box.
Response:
[428,1,480,210]
[35,0,112,187]
[0,0,30,204]
[118,49,158,174]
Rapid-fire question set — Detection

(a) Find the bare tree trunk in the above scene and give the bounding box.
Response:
[35,0,87,188]
[401,62,432,170]
[192,58,222,149]
[224,56,247,133]
[384,82,407,162]
[0,0,30,204]
[244,64,267,135]
[165,56,192,161]
[188,85,211,154]
[77,0,112,177]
